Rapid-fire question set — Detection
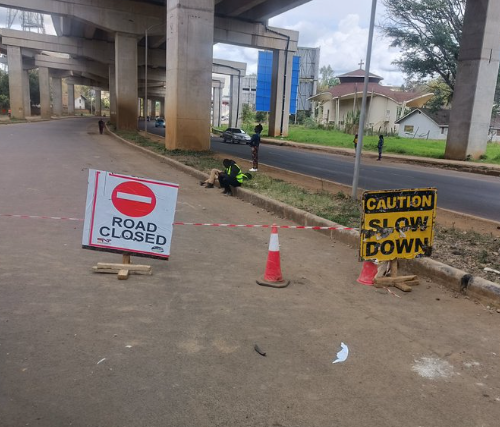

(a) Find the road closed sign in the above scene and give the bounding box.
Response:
[360,188,437,262]
[82,169,179,259]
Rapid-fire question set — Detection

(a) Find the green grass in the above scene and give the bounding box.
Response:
[265,125,500,165]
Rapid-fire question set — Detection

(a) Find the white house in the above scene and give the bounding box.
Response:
[75,95,87,110]
[396,108,500,142]
[396,108,450,140]
[309,68,433,134]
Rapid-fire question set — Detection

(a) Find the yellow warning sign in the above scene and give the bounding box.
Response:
[360,188,437,262]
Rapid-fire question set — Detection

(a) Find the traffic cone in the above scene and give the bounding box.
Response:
[256,225,290,288]
[357,261,378,286]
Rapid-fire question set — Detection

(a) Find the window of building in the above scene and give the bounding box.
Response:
[404,125,414,133]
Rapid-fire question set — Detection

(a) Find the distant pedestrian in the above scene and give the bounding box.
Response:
[353,134,358,153]
[98,119,105,135]
[377,135,384,160]
[249,132,260,172]
[254,122,263,134]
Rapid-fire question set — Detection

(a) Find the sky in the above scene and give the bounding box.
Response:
[1,1,405,86]
[214,0,405,87]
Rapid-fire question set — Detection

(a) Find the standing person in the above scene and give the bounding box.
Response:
[218,159,245,196]
[98,119,105,135]
[249,131,260,172]
[353,134,358,153]
[377,135,384,160]
[255,122,263,134]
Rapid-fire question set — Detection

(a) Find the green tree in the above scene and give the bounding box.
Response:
[425,79,453,112]
[241,103,255,132]
[29,69,40,106]
[318,65,339,92]
[381,0,464,92]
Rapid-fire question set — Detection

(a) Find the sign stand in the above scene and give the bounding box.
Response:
[92,253,152,280]
[373,260,419,292]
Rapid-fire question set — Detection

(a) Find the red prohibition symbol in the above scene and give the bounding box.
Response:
[111,181,157,217]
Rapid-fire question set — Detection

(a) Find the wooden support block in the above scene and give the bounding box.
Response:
[92,266,152,275]
[96,263,151,272]
[374,275,417,285]
[394,281,412,292]
[405,279,420,286]
[123,254,131,264]
[117,269,129,280]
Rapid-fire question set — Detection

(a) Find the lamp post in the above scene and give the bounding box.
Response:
[351,0,378,200]
[144,22,165,134]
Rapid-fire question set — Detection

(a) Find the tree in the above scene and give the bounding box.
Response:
[381,0,465,92]
[241,103,255,132]
[382,0,500,114]
[318,65,339,92]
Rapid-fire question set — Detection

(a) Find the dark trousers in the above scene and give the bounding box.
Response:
[378,147,382,159]
[218,174,241,192]
[251,146,259,169]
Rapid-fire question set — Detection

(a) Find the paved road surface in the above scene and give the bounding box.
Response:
[208,137,500,222]
[3,118,497,426]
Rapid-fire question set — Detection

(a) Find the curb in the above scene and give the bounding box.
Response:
[108,129,500,307]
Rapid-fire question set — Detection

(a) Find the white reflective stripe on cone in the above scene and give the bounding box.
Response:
[269,233,279,252]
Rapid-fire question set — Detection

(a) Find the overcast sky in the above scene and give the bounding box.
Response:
[214,0,405,87]
[1,1,405,86]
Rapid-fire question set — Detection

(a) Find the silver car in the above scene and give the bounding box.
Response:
[222,128,251,144]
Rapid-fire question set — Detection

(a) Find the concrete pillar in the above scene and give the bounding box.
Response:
[22,70,31,117]
[95,89,102,116]
[115,33,138,130]
[268,49,293,137]
[159,99,165,118]
[445,0,500,160]
[7,46,25,119]
[147,99,153,119]
[165,0,214,150]
[67,83,75,115]
[229,74,242,128]
[39,67,51,119]
[212,83,222,127]
[109,65,117,125]
[51,76,63,117]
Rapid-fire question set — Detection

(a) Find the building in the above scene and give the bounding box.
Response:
[75,95,87,110]
[309,68,433,134]
[296,47,320,113]
[241,75,257,107]
[396,108,500,142]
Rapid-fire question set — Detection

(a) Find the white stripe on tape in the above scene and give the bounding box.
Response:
[116,192,152,204]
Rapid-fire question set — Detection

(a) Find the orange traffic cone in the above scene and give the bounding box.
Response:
[357,261,377,286]
[256,225,290,288]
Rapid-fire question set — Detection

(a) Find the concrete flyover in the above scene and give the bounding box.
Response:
[0,0,308,150]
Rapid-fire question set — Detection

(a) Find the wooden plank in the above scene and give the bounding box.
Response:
[405,279,420,286]
[117,269,129,280]
[123,254,131,264]
[96,262,151,272]
[374,275,417,285]
[92,266,152,275]
[394,282,412,292]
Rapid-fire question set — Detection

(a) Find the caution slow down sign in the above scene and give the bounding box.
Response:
[82,169,179,259]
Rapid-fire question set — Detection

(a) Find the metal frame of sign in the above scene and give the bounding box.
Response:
[360,187,437,262]
[82,169,179,260]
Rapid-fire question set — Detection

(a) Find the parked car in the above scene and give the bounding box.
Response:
[155,118,165,128]
[222,128,251,144]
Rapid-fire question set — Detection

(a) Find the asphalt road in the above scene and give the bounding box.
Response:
[1,118,500,426]
[208,136,500,222]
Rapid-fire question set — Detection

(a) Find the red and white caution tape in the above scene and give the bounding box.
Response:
[0,214,357,231]
[172,222,357,231]
[0,214,84,221]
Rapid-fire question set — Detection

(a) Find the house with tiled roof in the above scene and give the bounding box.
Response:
[309,67,433,134]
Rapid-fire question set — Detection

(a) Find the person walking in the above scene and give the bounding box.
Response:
[98,119,105,135]
[254,122,263,134]
[353,134,358,155]
[249,131,260,172]
[377,135,384,160]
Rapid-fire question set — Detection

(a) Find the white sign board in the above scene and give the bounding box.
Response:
[82,169,179,259]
